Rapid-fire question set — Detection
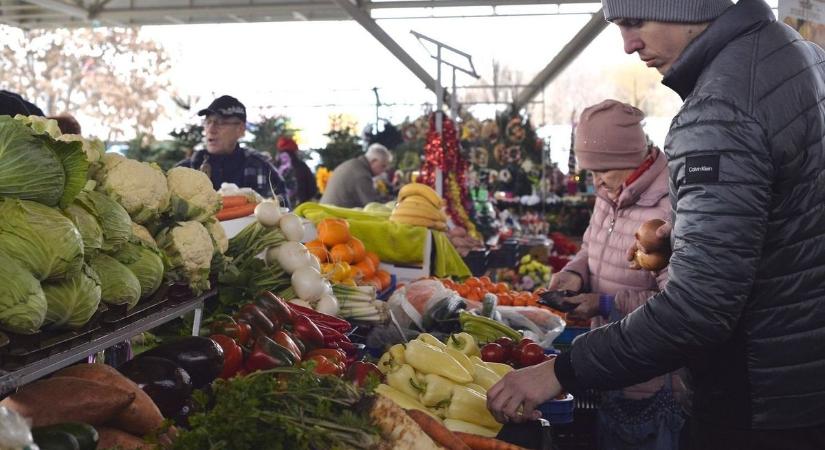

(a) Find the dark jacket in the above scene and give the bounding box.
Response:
[177,145,288,207]
[319,156,379,208]
[555,0,825,431]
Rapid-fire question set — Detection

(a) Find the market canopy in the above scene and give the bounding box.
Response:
[3,0,607,110]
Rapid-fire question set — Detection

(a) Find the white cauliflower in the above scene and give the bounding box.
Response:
[156,221,214,294]
[166,167,222,222]
[95,153,170,225]
[131,222,158,249]
[204,218,228,255]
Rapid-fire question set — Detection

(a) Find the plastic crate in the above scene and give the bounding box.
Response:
[553,326,590,346]
[538,394,575,424]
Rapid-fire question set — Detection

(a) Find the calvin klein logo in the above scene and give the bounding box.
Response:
[688,166,714,173]
[685,155,720,184]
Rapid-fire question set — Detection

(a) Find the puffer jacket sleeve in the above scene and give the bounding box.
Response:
[555,98,773,391]
[613,267,667,319]
[562,240,590,290]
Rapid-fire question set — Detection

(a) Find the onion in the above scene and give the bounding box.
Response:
[635,219,667,253]
[264,246,280,266]
[279,213,304,242]
[316,293,340,315]
[289,298,312,309]
[255,201,282,227]
[292,266,326,302]
[308,254,321,272]
[276,242,312,273]
[635,249,669,271]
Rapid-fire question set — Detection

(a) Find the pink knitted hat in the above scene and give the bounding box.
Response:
[575,100,648,171]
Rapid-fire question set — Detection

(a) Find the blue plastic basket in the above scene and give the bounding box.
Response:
[537,394,575,425]
[376,274,397,301]
[553,327,590,346]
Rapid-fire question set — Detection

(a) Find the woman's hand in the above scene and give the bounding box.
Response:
[548,271,582,292]
[564,293,600,321]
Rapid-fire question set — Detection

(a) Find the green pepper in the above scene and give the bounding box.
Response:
[404,339,473,384]
[446,385,500,429]
[418,373,457,407]
[447,332,480,357]
[386,363,422,399]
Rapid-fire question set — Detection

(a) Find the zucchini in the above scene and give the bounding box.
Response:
[31,429,79,450]
[32,423,98,450]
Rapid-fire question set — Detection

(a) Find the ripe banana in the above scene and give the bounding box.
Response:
[390,213,447,231]
[399,183,443,209]
[394,204,443,222]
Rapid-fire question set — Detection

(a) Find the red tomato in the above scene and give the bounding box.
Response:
[518,342,546,367]
[480,343,507,363]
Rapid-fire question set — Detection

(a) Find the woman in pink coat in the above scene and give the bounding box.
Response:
[551,100,685,449]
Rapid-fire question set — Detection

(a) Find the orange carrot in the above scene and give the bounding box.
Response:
[405,410,470,450]
[221,195,250,208]
[216,203,257,221]
[453,432,528,450]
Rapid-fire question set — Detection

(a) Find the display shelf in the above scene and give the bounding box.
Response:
[0,290,215,396]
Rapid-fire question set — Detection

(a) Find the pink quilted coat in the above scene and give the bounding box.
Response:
[562,149,685,400]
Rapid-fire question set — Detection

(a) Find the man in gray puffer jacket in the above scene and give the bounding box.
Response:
[487,0,825,448]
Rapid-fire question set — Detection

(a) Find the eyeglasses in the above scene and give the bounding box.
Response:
[203,117,243,128]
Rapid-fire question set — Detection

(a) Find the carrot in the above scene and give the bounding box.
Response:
[405,409,471,450]
[221,195,250,208]
[216,203,257,221]
[453,432,528,450]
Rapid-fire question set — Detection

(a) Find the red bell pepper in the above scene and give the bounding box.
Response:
[345,361,383,387]
[306,348,347,365]
[209,315,252,346]
[306,355,345,376]
[235,303,276,337]
[245,336,296,372]
[291,315,324,349]
[286,302,352,333]
[271,330,302,362]
[210,334,243,379]
[257,291,294,326]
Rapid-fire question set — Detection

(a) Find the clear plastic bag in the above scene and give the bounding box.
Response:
[0,406,37,450]
[483,306,566,349]
[388,279,463,331]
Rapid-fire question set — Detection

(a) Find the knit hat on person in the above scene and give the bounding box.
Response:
[575,100,648,171]
[602,0,733,23]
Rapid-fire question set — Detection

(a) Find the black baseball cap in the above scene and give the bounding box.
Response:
[197,95,246,121]
[0,90,44,117]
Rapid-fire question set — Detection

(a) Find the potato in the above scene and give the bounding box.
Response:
[56,363,165,435]
[0,376,134,427]
[96,426,153,450]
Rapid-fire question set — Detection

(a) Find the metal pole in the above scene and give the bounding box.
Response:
[451,67,459,122]
[435,46,443,197]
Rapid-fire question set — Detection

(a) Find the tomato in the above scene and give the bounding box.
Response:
[518,342,546,367]
[494,337,515,362]
[480,343,507,363]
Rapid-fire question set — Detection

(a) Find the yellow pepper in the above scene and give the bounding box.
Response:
[404,340,473,384]
[443,419,500,437]
[445,346,475,375]
[471,361,501,391]
[446,385,500,429]
[377,343,407,374]
[386,363,422,399]
[470,356,513,378]
[375,384,441,421]
[464,383,485,395]
[419,373,456,407]
[417,333,447,349]
[447,332,480,357]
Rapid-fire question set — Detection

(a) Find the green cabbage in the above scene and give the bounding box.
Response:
[75,190,132,252]
[14,115,62,138]
[43,264,101,330]
[88,253,141,310]
[0,199,84,281]
[63,202,104,252]
[0,116,88,208]
[0,250,47,334]
[111,242,165,299]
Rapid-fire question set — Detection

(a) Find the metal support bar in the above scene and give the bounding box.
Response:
[331,0,444,99]
[512,8,607,112]
[21,0,87,19]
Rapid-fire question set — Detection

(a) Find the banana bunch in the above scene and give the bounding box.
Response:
[390,183,448,231]
[459,311,522,344]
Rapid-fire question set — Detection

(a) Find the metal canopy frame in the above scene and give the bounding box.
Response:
[3,0,608,118]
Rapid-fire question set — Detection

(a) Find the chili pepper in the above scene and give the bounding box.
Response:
[285,330,305,355]
[245,336,296,372]
[210,334,243,379]
[336,340,359,358]
[345,361,382,387]
[306,354,345,376]
[286,302,352,333]
[315,323,352,343]
[271,330,302,362]
[235,303,276,337]
[306,348,347,364]
[209,315,252,346]
[291,315,324,349]
[257,291,294,325]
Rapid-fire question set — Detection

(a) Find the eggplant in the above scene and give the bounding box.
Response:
[118,356,193,418]
[139,336,224,389]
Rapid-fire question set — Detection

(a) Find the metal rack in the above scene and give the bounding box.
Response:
[0,291,214,396]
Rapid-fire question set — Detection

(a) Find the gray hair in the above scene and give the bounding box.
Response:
[366,143,392,163]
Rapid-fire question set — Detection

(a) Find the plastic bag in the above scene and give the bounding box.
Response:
[0,406,37,450]
[480,306,566,349]
[388,279,465,332]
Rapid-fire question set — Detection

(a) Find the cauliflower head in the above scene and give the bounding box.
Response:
[166,167,222,222]
[96,153,170,225]
[157,221,214,294]
[131,222,158,249]
[204,218,229,255]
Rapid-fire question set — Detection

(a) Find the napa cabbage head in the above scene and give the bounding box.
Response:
[0,199,84,281]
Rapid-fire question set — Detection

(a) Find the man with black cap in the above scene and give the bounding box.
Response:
[487,0,825,448]
[177,95,287,204]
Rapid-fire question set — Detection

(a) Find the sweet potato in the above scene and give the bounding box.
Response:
[0,376,134,427]
[96,427,153,450]
[56,363,164,435]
